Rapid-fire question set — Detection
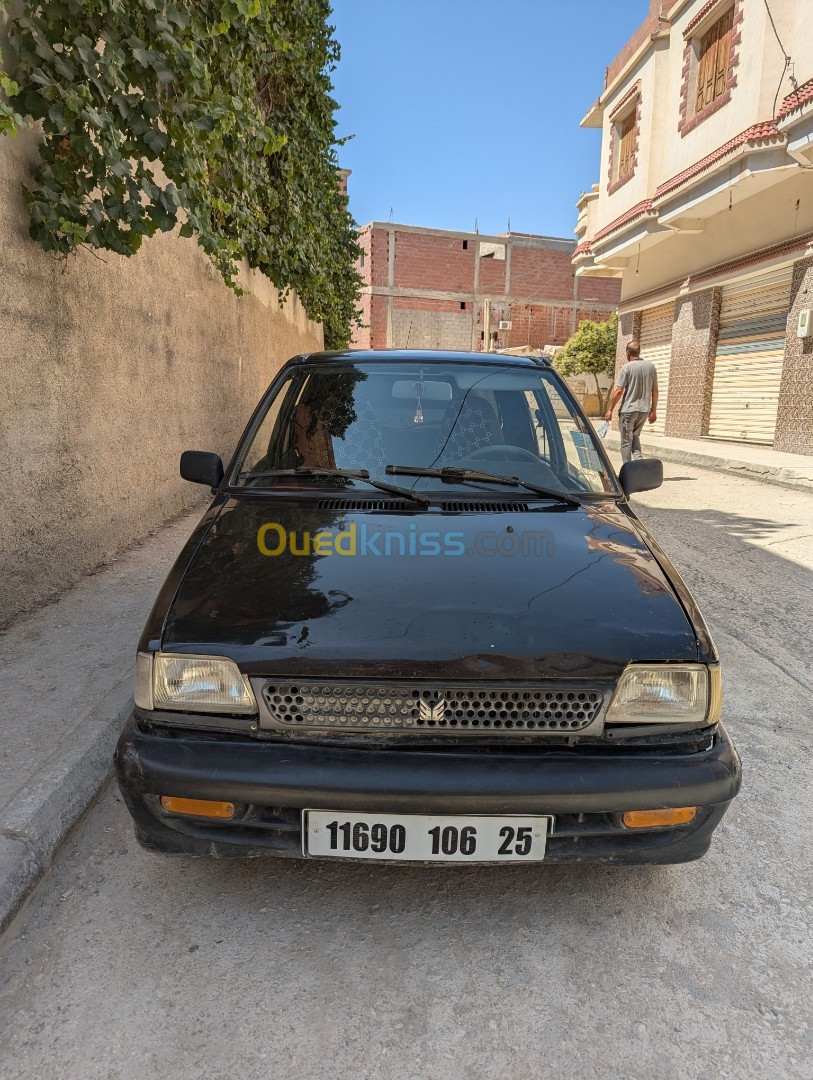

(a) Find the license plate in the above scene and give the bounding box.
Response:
[303,811,552,862]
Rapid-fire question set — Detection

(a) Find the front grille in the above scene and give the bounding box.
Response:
[259,681,605,735]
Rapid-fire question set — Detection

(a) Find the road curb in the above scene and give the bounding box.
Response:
[0,690,130,936]
[603,435,813,493]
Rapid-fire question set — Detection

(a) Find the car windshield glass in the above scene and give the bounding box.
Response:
[231,361,615,494]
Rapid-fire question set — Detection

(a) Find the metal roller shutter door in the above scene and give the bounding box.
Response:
[708,269,792,445]
[639,301,674,435]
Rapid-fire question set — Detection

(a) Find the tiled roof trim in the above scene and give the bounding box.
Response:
[608,80,642,122]
[577,120,786,256]
[592,199,656,245]
[655,121,783,200]
[683,0,732,39]
[778,77,813,121]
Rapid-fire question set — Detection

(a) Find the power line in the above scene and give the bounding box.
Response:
[762,0,813,167]
[762,0,791,68]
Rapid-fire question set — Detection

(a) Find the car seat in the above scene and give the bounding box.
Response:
[435,392,503,463]
[334,398,390,474]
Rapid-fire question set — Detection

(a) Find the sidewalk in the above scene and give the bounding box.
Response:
[603,430,813,492]
[0,501,207,934]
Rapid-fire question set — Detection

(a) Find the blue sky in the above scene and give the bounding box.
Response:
[330,0,650,238]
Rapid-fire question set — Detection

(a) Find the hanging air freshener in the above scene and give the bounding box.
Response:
[413,369,425,424]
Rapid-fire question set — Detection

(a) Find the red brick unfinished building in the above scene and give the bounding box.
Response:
[352,223,621,353]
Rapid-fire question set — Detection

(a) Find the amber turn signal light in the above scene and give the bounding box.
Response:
[160,796,236,819]
[622,807,697,828]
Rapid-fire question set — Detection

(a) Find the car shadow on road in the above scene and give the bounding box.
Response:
[631,500,813,702]
[127,838,719,966]
[157,840,687,926]
[635,504,800,544]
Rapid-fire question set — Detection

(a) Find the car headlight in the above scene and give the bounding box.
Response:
[605,663,720,726]
[134,652,257,714]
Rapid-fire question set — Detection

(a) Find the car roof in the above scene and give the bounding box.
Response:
[295,349,551,368]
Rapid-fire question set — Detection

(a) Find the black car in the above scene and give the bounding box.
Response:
[116,350,741,865]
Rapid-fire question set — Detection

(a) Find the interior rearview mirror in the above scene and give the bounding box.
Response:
[618,458,663,496]
[180,450,224,488]
[391,379,453,402]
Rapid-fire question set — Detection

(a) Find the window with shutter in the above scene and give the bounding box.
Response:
[694,8,734,114]
[617,111,636,178]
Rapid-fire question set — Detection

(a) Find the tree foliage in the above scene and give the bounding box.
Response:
[0,0,361,347]
[554,311,618,412]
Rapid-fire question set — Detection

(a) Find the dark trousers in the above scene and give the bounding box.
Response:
[619,410,649,463]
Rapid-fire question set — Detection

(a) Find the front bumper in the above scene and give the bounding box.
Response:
[115,715,741,864]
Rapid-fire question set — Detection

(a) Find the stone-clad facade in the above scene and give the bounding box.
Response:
[775,258,813,455]
[665,288,721,439]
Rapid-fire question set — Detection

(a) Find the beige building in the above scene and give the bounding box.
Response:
[574,0,813,454]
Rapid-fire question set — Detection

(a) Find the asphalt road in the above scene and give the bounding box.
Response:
[1,461,811,1080]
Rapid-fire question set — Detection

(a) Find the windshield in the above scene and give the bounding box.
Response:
[232,361,615,495]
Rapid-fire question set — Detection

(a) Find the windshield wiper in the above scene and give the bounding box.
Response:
[237,467,430,507]
[385,465,580,507]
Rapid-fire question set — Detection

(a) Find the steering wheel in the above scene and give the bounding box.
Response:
[465,444,541,464]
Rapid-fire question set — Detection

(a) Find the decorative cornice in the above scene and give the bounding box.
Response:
[592,199,656,247]
[575,117,789,262]
[608,79,642,122]
[778,76,813,122]
[654,121,784,201]
[683,0,731,39]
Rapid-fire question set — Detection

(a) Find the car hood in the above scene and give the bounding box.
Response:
[161,497,698,679]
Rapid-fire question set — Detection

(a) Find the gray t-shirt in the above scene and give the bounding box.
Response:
[616,359,658,414]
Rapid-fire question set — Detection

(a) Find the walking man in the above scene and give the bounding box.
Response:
[604,341,659,463]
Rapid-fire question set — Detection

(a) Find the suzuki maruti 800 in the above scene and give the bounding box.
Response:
[116,350,741,864]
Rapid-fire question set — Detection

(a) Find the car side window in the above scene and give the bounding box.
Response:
[524,390,550,459]
[537,382,604,489]
[239,376,299,475]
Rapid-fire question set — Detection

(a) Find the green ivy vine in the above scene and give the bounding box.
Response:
[0,0,361,348]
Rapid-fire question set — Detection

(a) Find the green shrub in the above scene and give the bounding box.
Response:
[0,0,361,348]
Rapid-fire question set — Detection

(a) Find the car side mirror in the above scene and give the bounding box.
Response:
[180,450,224,488]
[618,458,663,496]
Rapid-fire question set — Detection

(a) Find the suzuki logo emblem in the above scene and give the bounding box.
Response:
[419,697,446,723]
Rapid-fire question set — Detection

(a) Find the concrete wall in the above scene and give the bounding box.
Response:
[0,131,323,626]
[391,304,472,351]
[564,372,614,418]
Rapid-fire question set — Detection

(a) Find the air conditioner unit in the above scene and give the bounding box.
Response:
[498,320,512,331]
